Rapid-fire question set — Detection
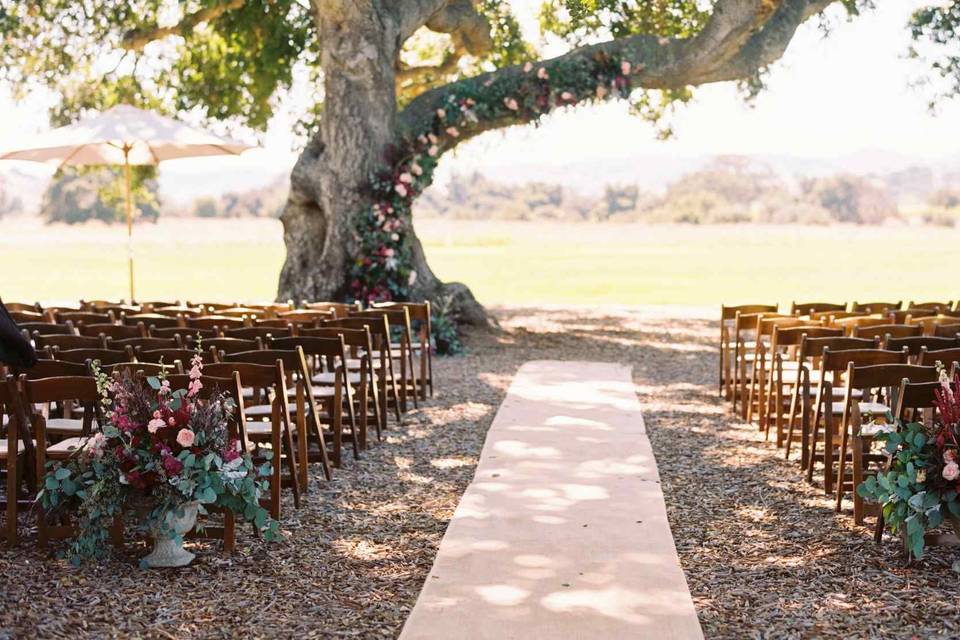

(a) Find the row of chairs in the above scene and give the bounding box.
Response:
[719,301,960,544]
[0,299,437,550]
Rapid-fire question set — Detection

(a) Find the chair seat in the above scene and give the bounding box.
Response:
[390,342,426,353]
[0,440,32,457]
[245,421,277,436]
[806,386,863,398]
[312,371,362,385]
[47,437,89,456]
[46,418,86,435]
[830,401,889,416]
[286,385,335,398]
[245,402,299,418]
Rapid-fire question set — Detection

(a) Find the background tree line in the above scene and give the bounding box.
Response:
[9,154,960,226]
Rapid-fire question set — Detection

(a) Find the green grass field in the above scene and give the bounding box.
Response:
[0,217,951,307]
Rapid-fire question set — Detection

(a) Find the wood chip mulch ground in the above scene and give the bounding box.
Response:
[3,306,959,639]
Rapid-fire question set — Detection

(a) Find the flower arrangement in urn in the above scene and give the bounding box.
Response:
[858,366,960,559]
[39,354,278,566]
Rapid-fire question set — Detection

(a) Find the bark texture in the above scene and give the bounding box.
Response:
[276,0,839,325]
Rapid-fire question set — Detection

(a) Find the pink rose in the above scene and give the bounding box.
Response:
[176,429,195,448]
[561,91,574,101]
[436,108,446,119]
[445,127,459,138]
[504,97,519,111]
[944,462,959,481]
[537,67,549,80]
[148,418,166,434]
[596,85,608,99]
[395,183,408,197]
[410,163,423,176]
[428,145,439,157]
[398,172,413,184]
[946,449,957,462]
[523,62,533,73]
[621,60,631,75]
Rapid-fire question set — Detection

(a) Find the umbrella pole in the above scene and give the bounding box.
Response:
[124,148,135,302]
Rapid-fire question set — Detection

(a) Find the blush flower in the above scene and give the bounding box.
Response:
[176,429,195,448]
[148,418,166,434]
[445,127,459,138]
[410,162,423,176]
[395,183,408,197]
[504,97,519,111]
[537,67,549,80]
[944,462,959,481]
[621,60,632,75]
[398,172,413,184]
[428,145,439,157]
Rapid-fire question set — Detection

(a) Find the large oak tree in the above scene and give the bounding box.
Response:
[3,0,954,322]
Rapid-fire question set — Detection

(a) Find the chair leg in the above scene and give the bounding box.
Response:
[823,409,835,495]
[6,454,18,546]
[223,511,236,553]
[835,421,851,512]
[853,434,865,525]
[296,389,309,490]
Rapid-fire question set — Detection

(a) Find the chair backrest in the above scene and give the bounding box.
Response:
[57,311,114,325]
[151,305,204,318]
[275,310,333,328]
[5,302,41,314]
[135,348,199,366]
[850,323,921,341]
[223,348,302,374]
[934,323,960,338]
[756,315,817,338]
[820,347,908,375]
[225,326,292,340]
[771,326,842,349]
[80,299,127,312]
[150,326,219,340]
[111,336,183,350]
[885,335,959,356]
[790,301,847,316]
[22,359,91,379]
[303,301,359,318]
[138,300,180,312]
[19,322,74,336]
[299,326,371,350]
[811,310,865,322]
[908,300,953,313]
[847,363,939,390]
[888,308,937,324]
[32,333,107,351]
[78,322,146,339]
[121,313,182,329]
[851,301,901,313]
[829,315,886,333]
[268,336,347,367]
[895,379,943,424]
[252,319,295,330]
[10,309,47,323]
[97,361,179,376]
[21,374,102,432]
[917,347,960,368]
[1,375,35,458]
[196,337,262,356]
[215,307,265,319]
[51,347,130,366]
[186,315,246,330]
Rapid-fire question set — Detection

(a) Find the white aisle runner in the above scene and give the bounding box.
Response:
[400,361,703,639]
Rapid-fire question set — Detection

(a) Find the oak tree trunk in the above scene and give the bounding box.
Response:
[277,0,489,326]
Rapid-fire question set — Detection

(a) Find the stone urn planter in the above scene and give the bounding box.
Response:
[143,501,199,568]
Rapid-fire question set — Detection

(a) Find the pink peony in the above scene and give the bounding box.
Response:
[946,449,957,463]
[395,183,408,197]
[176,429,195,448]
[944,462,960,481]
[148,418,166,434]
[537,67,549,80]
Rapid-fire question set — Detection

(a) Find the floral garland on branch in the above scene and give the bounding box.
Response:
[349,51,640,304]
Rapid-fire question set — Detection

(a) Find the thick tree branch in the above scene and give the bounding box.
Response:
[399,0,838,143]
[121,0,244,51]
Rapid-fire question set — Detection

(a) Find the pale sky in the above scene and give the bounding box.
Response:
[0,0,956,188]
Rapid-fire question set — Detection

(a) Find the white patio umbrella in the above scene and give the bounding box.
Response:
[0,104,254,300]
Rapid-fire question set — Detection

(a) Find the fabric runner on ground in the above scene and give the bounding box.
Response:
[400,360,703,639]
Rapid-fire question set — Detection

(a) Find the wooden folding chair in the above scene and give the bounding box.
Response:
[908,301,953,314]
[55,311,115,326]
[352,308,419,412]
[150,305,204,318]
[829,315,887,335]
[301,326,384,442]
[767,326,842,447]
[838,363,939,523]
[1,375,36,545]
[806,348,908,493]
[748,315,820,429]
[19,375,102,548]
[197,337,262,359]
[150,326,219,341]
[49,347,131,368]
[111,336,183,351]
[888,308,938,324]
[120,313,183,330]
[375,301,433,400]
[303,301,359,318]
[9,309,48,324]
[784,336,878,465]
[19,322,74,337]
[326,316,402,426]
[134,348,200,369]
[203,360,302,518]
[186,315,247,331]
[719,304,778,401]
